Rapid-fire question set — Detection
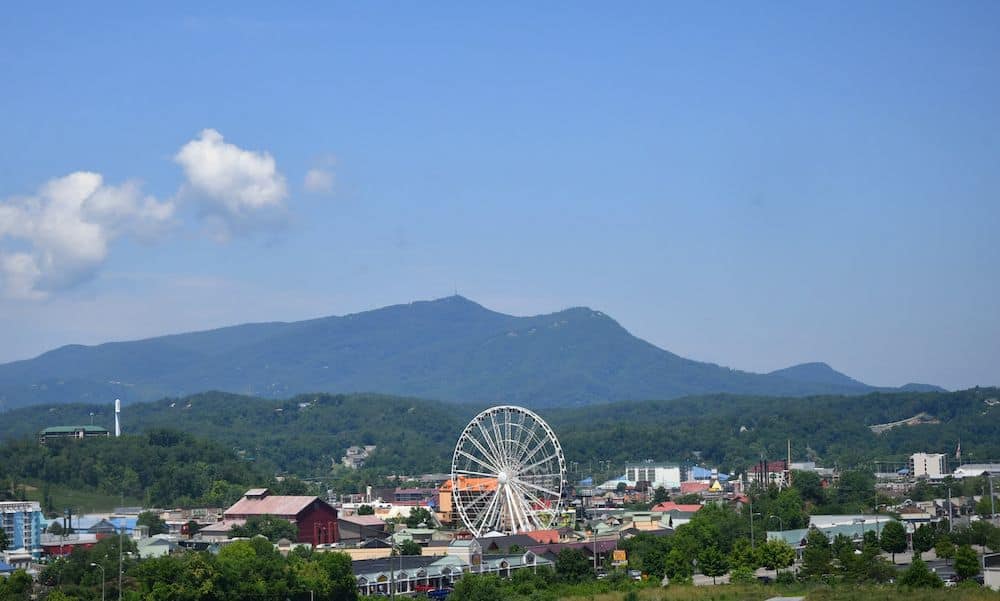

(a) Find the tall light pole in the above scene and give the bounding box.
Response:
[989,475,995,523]
[749,499,761,549]
[90,563,105,601]
[769,515,783,532]
[117,505,124,601]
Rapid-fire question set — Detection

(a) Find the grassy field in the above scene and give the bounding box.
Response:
[561,584,1000,601]
[18,481,144,515]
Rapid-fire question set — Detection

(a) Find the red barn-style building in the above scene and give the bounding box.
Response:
[224,489,339,546]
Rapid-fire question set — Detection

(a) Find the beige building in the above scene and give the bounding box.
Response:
[909,453,947,479]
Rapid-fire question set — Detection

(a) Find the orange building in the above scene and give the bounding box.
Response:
[436,476,496,525]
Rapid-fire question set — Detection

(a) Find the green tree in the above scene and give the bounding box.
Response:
[880,521,907,563]
[792,470,825,506]
[912,524,935,560]
[727,537,758,570]
[449,574,503,601]
[554,548,591,583]
[976,495,997,518]
[314,551,357,601]
[652,486,668,504]
[404,507,433,528]
[230,514,299,542]
[729,565,755,584]
[663,547,693,584]
[356,505,375,516]
[898,558,943,588]
[185,520,202,537]
[399,539,422,556]
[620,531,671,579]
[935,536,955,563]
[835,470,875,511]
[801,528,832,578]
[954,544,980,581]
[758,539,795,576]
[137,511,168,535]
[697,545,727,584]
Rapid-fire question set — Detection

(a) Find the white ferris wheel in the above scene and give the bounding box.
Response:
[451,405,567,536]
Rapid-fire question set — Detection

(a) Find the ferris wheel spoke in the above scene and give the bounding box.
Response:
[462,434,502,471]
[456,449,501,476]
[489,411,509,466]
[511,412,529,464]
[510,421,535,466]
[512,477,560,500]
[475,420,506,469]
[516,437,550,472]
[479,489,503,532]
[508,428,539,470]
[472,489,497,531]
[519,452,560,475]
[508,479,546,530]
[504,483,526,533]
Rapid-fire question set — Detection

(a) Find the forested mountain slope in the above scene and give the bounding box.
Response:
[0,296,941,410]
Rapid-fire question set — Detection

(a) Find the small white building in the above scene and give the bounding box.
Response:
[985,553,1000,591]
[909,453,947,479]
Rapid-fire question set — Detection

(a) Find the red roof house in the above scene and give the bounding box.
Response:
[651,502,703,513]
[223,489,339,546]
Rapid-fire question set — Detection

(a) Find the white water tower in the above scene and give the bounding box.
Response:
[114,398,121,437]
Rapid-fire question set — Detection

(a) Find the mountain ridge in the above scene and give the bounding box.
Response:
[0,295,944,410]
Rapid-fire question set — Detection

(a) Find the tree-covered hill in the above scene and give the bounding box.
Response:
[0,429,272,510]
[0,387,996,479]
[0,296,942,410]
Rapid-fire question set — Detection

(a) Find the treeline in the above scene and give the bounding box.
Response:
[0,535,357,601]
[0,429,294,509]
[0,388,997,478]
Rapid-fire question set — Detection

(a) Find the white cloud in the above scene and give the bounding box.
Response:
[304,167,334,193]
[0,172,174,299]
[174,129,288,221]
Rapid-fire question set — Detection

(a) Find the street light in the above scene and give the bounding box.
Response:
[769,515,783,532]
[90,563,105,601]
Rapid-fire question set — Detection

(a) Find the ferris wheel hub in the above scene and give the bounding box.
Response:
[498,471,509,484]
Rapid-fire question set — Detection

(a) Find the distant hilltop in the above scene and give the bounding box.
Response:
[0,295,945,410]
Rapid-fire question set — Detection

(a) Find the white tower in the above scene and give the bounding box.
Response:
[114,398,121,437]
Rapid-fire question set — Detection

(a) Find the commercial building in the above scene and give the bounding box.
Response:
[221,488,339,546]
[749,460,789,488]
[0,501,44,560]
[623,464,681,490]
[38,425,110,444]
[953,463,1000,479]
[909,453,947,479]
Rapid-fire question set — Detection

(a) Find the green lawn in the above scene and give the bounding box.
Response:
[560,584,1000,601]
[19,481,144,515]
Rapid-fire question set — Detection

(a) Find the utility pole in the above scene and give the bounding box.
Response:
[118,493,123,601]
[948,487,953,533]
[593,526,598,573]
[986,473,997,525]
[90,563,105,601]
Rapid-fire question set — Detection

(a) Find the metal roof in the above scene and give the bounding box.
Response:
[40,425,110,434]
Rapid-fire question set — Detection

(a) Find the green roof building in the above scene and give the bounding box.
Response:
[39,425,110,444]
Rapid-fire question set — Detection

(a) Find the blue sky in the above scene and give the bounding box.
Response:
[1,2,998,390]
